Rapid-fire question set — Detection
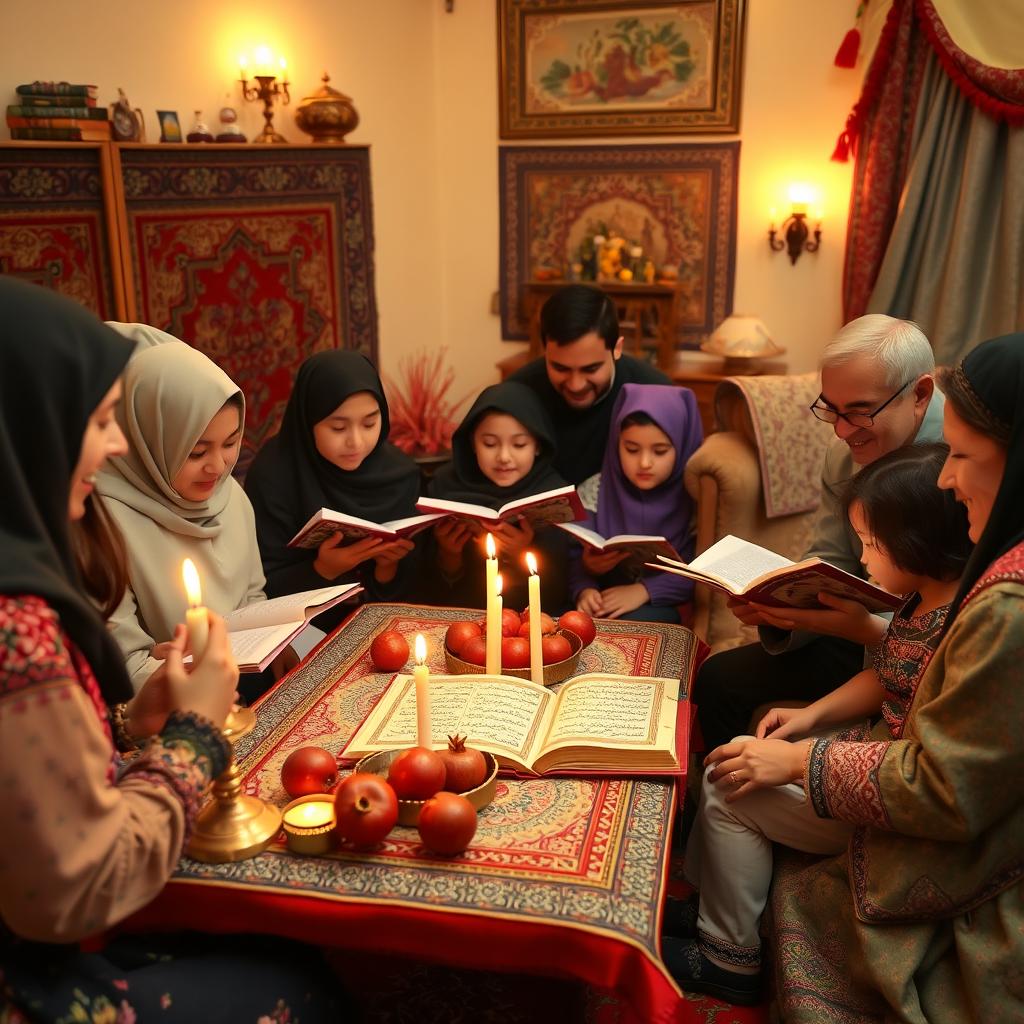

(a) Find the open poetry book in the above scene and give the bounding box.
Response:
[556,522,682,564]
[343,671,682,777]
[288,509,444,549]
[416,485,585,529]
[217,583,362,672]
[647,534,902,613]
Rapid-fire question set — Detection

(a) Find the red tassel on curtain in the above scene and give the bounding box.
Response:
[834,1,868,67]
[834,28,862,68]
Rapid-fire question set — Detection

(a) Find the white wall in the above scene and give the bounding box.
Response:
[1,0,864,393]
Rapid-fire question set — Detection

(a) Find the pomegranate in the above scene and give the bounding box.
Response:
[438,734,488,792]
[417,791,477,855]
[334,773,398,848]
[280,746,338,798]
[460,635,487,666]
[541,632,573,664]
[370,630,410,671]
[501,636,531,669]
[557,610,597,647]
[386,746,446,800]
[445,620,482,656]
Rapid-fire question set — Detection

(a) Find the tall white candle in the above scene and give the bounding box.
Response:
[413,634,432,748]
[182,558,209,661]
[526,552,543,685]
[484,533,499,674]
[486,572,503,675]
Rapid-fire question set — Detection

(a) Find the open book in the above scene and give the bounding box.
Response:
[416,485,585,529]
[342,671,683,777]
[646,534,902,613]
[556,522,682,563]
[287,509,445,549]
[217,583,362,672]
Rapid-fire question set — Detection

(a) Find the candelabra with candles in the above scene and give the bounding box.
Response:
[239,55,290,143]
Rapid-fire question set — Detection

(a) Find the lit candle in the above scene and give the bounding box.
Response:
[182,558,208,661]
[281,797,336,855]
[487,573,503,675]
[526,552,543,685]
[413,634,432,747]
[282,801,334,828]
[484,533,499,673]
[238,55,248,80]
[279,56,287,75]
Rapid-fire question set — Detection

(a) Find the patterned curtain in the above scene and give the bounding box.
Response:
[836,0,1024,360]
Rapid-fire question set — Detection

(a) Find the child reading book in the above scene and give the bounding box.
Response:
[245,351,421,612]
[569,384,703,623]
[423,381,572,614]
[663,442,973,1006]
[95,327,282,698]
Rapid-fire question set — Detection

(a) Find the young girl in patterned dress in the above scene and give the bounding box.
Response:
[664,442,973,1006]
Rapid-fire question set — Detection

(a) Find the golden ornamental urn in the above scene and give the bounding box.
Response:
[294,72,360,143]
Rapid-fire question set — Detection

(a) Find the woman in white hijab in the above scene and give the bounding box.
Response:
[97,325,267,689]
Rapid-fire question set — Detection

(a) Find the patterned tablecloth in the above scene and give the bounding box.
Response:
[129,604,700,1024]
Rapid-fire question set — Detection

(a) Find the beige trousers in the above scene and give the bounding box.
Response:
[684,737,852,966]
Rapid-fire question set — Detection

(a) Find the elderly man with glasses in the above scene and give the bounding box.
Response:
[691,314,945,757]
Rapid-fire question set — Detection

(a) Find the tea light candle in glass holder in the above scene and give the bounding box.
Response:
[281,794,337,855]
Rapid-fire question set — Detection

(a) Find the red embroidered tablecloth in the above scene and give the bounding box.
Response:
[129,604,700,1024]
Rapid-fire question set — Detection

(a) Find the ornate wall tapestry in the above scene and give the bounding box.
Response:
[499,0,746,137]
[118,145,378,474]
[499,142,739,346]
[0,145,121,319]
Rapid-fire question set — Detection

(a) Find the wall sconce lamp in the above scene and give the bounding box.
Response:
[239,46,290,143]
[769,185,822,265]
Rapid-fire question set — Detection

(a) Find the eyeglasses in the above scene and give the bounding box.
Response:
[809,380,912,429]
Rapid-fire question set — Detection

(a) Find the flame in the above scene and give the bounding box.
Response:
[485,533,496,559]
[495,573,503,597]
[182,558,203,608]
[525,551,538,575]
[414,633,427,664]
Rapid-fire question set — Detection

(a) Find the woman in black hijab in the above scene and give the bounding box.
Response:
[0,281,344,1021]
[245,350,421,604]
[737,333,1024,1023]
[423,381,571,614]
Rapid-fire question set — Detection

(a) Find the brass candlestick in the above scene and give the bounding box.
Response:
[186,705,282,862]
[240,73,290,143]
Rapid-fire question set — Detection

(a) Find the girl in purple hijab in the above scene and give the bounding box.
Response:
[569,384,703,622]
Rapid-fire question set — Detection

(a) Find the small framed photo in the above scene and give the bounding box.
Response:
[157,110,182,143]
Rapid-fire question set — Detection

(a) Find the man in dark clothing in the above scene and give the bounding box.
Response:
[508,284,670,484]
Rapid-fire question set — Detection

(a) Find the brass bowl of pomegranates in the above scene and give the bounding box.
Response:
[444,628,583,686]
[353,748,498,826]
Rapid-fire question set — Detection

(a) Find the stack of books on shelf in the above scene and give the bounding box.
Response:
[7,82,110,141]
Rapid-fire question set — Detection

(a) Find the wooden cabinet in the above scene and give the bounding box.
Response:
[0,141,378,474]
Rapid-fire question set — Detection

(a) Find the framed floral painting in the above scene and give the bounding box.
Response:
[499,0,746,137]
[499,142,739,347]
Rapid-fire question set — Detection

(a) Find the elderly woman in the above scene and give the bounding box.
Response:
[674,333,1023,1020]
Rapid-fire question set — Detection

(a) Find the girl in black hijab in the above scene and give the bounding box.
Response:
[424,381,571,614]
[0,281,343,1021]
[245,350,421,604]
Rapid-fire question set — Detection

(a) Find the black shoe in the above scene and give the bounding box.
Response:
[662,893,699,938]
[661,937,762,1007]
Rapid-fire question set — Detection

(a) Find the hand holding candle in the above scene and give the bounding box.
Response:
[526,552,543,685]
[182,558,208,661]
[413,634,432,748]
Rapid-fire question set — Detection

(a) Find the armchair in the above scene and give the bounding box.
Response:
[683,373,833,652]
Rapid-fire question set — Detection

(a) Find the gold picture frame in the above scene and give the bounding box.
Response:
[499,0,746,138]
